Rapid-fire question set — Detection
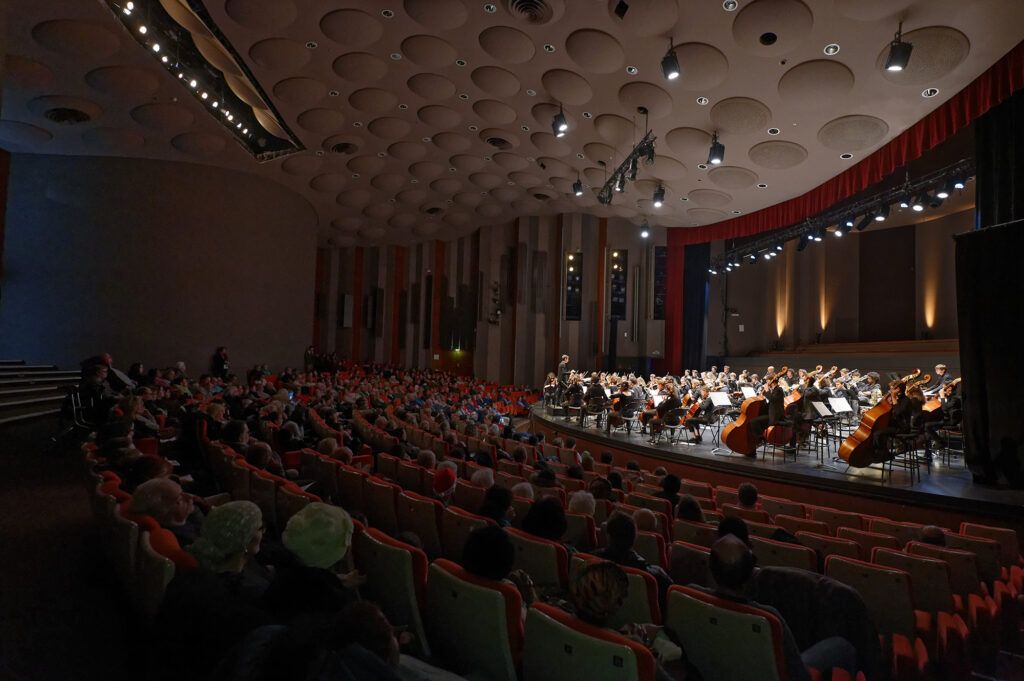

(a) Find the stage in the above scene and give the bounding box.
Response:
[529,405,1024,533]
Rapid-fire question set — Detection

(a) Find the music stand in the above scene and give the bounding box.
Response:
[741,386,756,399]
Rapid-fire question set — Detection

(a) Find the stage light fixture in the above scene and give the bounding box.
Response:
[573,176,583,196]
[552,104,568,138]
[874,205,890,222]
[653,185,665,208]
[953,178,965,190]
[627,156,638,181]
[709,268,718,275]
[885,22,913,72]
[834,227,844,237]
[936,183,950,199]
[928,193,944,209]
[911,195,925,212]
[775,243,783,251]
[725,265,732,272]
[855,215,873,231]
[763,252,772,260]
[641,228,650,238]
[812,230,822,242]
[797,235,810,252]
[899,199,909,209]
[615,174,625,192]
[661,39,680,81]
[707,132,724,165]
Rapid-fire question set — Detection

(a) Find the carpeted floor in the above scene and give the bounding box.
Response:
[0,419,134,681]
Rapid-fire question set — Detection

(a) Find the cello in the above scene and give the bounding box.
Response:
[721,395,768,456]
[837,369,919,467]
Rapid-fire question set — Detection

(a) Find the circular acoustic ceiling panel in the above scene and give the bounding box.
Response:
[347,155,385,174]
[493,152,529,171]
[834,0,914,21]
[280,154,323,175]
[414,222,441,236]
[877,26,970,86]
[541,69,594,105]
[333,216,364,231]
[474,99,517,125]
[817,115,889,151]
[320,9,382,47]
[171,131,227,158]
[403,0,469,30]
[582,166,606,186]
[445,211,472,226]
[31,19,119,59]
[225,0,297,30]
[583,142,616,164]
[688,188,732,207]
[480,128,520,149]
[250,38,310,71]
[672,43,729,91]
[310,173,348,193]
[665,127,712,160]
[618,81,674,120]
[409,161,445,179]
[337,188,372,207]
[450,153,485,172]
[131,102,195,131]
[193,34,242,77]
[431,178,462,194]
[322,134,362,155]
[388,141,426,160]
[688,208,728,223]
[470,172,504,189]
[28,95,103,123]
[537,157,573,176]
[407,72,456,100]
[477,203,504,218]
[296,107,345,133]
[432,131,471,151]
[778,60,855,105]
[397,188,429,206]
[349,87,398,114]
[453,191,483,206]
[530,132,570,156]
[332,52,387,82]
[593,113,634,147]
[5,55,54,89]
[564,29,625,74]
[707,165,759,189]
[390,213,418,228]
[478,25,535,64]
[371,173,408,193]
[710,97,772,134]
[607,0,678,37]
[647,154,688,180]
[364,202,394,219]
[471,65,521,97]
[84,66,160,99]
[363,226,388,239]
[0,120,53,147]
[400,35,457,68]
[732,0,814,56]
[491,187,521,202]
[81,127,145,150]
[273,77,327,106]
[417,104,462,129]
[748,139,808,169]
[509,172,543,188]
[367,116,412,139]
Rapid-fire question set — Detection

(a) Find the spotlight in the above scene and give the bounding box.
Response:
[797,235,810,252]
[936,184,950,199]
[552,104,568,138]
[899,199,909,209]
[201,92,208,100]
[189,79,197,88]
[161,55,168,63]
[152,43,160,52]
[911,195,925,212]
[640,228,650,238]
[568,254,574,261]
[748,253,756,262]
[708,268,718,275]
[763,252,772,260]
[855,215,873,231]
[928,193,944,209]
[627,156,638,181]
[243,128,248,134]
[661,40,680,81]
[138,25,147,34]
[834,227,844,237]
[812,230,822,242]
[844,216,855,228]
[615,174,625,192]
[708,132,724,165]
[885,22,913,72]
[775,243,783,252]
[874,205,890,222]
[653,185,665,208]
[126,1,134,8]
[211,101,218,108]
[725,266,732,272]
[953,178,965,190]
[572,177,583,196]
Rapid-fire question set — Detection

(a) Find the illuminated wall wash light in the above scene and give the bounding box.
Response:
[775,252,790,339]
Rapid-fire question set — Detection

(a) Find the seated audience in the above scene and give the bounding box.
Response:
[130,478,204,545]
[432,465,457,505]
[470,467,494,488]
[477,485,514,527]
[675,494,705,523]
[920,525,947,546]
[510,481,535,501]
[633,508,659,533]
[737,482,759,509]
[596,512,672,601]
[567,490,596,516]
[521,496,570,548]
[657,474,682,512]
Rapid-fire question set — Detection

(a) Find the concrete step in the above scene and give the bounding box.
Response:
[0,359,26,366]
[0,385,66,399]
[0,408,60,427]
[0,394,66,411]
[0,369,76,378]
[0,375,80,388]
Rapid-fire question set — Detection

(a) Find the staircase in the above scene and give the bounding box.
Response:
[0,359,79,426]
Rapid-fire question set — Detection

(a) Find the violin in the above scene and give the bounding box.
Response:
[837,399,893,467]
[721,395,768,456]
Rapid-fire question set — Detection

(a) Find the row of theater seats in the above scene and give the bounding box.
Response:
[86,415,1023,681]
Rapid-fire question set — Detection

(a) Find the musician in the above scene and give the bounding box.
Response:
[648,385,682,443]
[683,386,714,444]
[639,378,667,431]
[857,373,883,406]
[556,355,571,403]
[743,375,788,452]
[584,372,607,402]
[870,381,925,462]
[922,364,953,396]
[605,381,634,433]
[562,374,584,413]
[543,372,558,407]
[921,381,963,461]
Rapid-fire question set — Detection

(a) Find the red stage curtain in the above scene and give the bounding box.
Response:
[663,39,1024,372]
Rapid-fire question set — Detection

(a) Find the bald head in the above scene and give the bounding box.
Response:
[710,534,756,591]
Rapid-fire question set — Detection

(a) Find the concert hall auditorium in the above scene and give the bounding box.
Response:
[2,1,1024,679]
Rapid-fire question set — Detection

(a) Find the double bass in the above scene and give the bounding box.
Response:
[837,369,918,467]
[721,395,767,456]
[924,377,960,412]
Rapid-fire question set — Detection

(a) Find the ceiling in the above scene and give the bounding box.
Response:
[2,0,1022,246]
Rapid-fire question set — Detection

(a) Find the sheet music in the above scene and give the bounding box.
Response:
[828,397,853,413]
[741,386,756,399]
[811,400,832,418]
[653,395,666,406]
[604,387,612,398]
[710,392,732,407]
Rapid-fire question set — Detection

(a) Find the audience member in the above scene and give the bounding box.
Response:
[737,482,759,509]
[675,494,705,523]
[478,486,514,527]
[920,525,947,546]
[716,516,750,545]
[567,491,596,516]
[510,481,534,501]
[657,474,682,511]
[130,478,203,545]
[522,496,569,546]
[470,467,494,488]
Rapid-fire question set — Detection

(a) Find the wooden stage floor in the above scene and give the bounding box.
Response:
[529,406,1024,531]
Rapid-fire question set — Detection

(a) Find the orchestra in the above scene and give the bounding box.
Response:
[546,358,963,469]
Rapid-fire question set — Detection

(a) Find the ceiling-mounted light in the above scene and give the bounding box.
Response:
[552,103,568,138]
[707,131,724,165]
[775,243,783,252]
[855,214,873,231]
[152,43,160,52]
[844,217,855,228]
[911,195,925,212]
[615,174,625,192]
[627,156,638,181]
[572,176,583,196]
[834,226,844,237]
[725,265,732,272]
[653,184,665,208]
[885,22,913,72]
[640,222,650,238]
[899,198,909,209]
[953,178,965,190]
[936,184,950,199]
[763,252,772,260]
[812,229,823,242]
[661,38,680,81]
[138,25,147,34]
[928,192,944,209]
[709,268,718,275]
[874,205,890,222]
